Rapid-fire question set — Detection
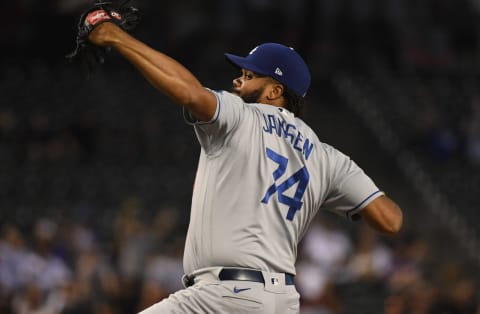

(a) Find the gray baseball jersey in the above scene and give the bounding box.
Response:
[182,90,383,276]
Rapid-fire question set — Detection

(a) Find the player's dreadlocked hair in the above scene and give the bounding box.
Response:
[283,87,305,118]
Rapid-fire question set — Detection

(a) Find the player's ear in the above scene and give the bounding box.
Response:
[266,83,284,100]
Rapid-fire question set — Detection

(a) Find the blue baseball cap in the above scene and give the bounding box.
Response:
[225,43,311,97]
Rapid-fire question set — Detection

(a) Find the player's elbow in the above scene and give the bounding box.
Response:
[167,84,195,107]
[361,198,404,236]
[380,209,403,235]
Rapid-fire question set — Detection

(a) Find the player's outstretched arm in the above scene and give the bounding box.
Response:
[359,195,403,235]
[88,22,217,121]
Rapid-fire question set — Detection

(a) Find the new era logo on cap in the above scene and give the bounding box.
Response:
[224,43,311,97]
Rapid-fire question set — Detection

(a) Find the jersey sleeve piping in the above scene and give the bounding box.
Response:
[346,190,384,221]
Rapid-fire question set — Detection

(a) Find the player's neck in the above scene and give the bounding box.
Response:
[260,96,285,109]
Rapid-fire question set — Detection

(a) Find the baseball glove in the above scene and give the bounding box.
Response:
[66,0,141,75]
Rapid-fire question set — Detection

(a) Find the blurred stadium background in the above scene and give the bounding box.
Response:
[1,0,480,313]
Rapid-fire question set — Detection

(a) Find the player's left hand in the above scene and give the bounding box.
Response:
[66,0,141,75]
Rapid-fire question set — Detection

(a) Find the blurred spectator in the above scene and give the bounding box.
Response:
[12,282,66,314]
[406,279,438,314]
[296,216,352,314]
[385,234,429,295]
[114,197,151,282]
[4,219,73,314]
[138,236,184,312]
[0,225,28,313]
[346,225,393,282]
[9,219,72,294]
[423,261,480,314]
[135,205,184,310]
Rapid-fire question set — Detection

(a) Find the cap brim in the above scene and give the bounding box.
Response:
[224,53,268,76]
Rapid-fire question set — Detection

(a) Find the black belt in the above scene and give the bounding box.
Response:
[220,268,295,285]
[184,268,295,287]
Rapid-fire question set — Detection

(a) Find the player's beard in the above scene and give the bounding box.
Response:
[231,86,265,103]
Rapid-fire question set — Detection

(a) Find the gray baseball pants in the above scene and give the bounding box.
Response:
[137,267,300,314]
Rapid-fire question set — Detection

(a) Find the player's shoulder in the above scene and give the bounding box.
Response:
[211,89,243,104]
[316,141,352,164]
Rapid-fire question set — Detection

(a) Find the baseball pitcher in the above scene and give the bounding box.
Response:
[68,2,403,313]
